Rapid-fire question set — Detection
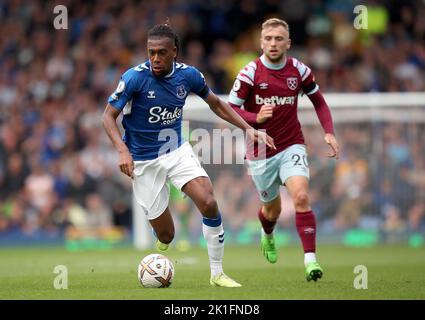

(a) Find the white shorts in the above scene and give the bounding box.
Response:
[132,142,208,220]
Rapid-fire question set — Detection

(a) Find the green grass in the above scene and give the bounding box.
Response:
[0,244,424,300]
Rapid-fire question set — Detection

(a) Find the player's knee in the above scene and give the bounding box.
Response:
[293,191,309,209]
[198,196,218,218]
[157,229,175,244]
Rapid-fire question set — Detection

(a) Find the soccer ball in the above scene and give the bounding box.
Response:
[137,253,175,288]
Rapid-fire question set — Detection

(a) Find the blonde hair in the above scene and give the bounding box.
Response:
[262,18,289,34]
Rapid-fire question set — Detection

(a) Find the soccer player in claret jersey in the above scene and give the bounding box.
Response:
[228,18,340,281]
[103,24,275,288]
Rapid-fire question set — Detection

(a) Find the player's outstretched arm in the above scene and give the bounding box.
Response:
[102,104,134,178]
[204,92,276,150]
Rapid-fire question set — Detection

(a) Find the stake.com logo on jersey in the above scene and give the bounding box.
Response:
[148,106,182,125]
[255,95,295,106]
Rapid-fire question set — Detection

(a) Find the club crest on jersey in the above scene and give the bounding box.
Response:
[287,77,298,90]
[176,85,187,99]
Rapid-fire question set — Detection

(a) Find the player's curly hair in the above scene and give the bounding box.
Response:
[147,22,180,59]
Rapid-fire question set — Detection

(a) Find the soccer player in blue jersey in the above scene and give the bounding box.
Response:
[103,24,275,288]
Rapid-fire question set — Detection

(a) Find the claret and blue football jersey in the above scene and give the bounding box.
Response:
[108,61,210,160]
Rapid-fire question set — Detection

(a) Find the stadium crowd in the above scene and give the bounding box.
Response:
[0,0,424,242]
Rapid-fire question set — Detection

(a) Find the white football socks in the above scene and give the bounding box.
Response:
[304,252,317,266]
[202,216,224,278]
[261,228,274,239]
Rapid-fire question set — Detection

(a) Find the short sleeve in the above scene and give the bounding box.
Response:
[189,67,210,99]
[108,69,138,110]
[228,61,256,107]
[292,58,319,95]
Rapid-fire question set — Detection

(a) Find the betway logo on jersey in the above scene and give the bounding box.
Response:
[149,106,182,125]
[255,95,295,106]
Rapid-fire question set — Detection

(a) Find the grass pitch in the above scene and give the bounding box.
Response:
[0,244,424,300]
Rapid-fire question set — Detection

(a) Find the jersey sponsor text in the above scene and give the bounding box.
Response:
[148,106,183,125]
[255,95,295,106]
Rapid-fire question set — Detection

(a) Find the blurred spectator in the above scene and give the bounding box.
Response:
[65,193,125,241]
[23,162,57,219]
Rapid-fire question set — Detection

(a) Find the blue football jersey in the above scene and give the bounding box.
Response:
[108,61,210,160]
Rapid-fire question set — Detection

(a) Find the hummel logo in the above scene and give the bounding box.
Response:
[148,91,155,98]
[259,83,268,89]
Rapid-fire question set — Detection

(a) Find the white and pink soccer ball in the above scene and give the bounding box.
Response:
[138,253,175,288]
